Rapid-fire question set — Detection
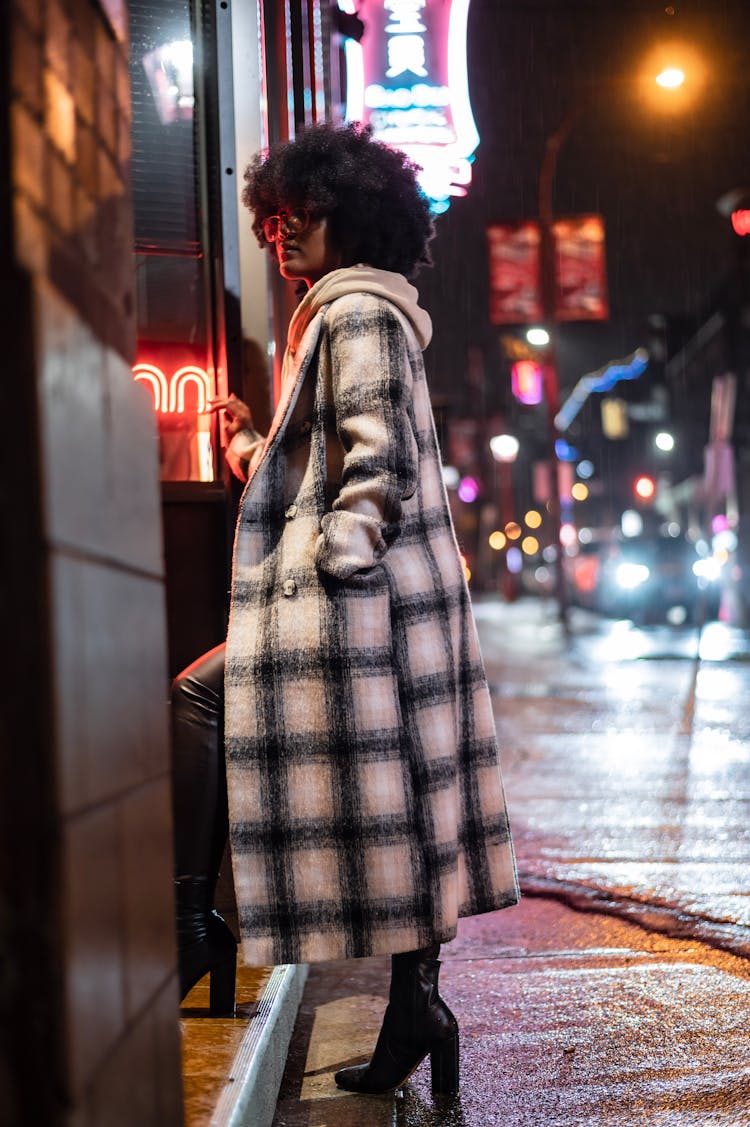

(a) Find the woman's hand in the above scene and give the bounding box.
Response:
[209,394,254,438]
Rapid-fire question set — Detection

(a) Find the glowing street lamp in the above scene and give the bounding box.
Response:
[655,67,685,89]
[490,434,520,464]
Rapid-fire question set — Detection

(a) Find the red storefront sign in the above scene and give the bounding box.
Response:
[487,214,608,325]
[552,214,608,322]
[487,221,543,326]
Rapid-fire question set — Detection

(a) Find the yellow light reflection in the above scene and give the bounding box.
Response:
[505,522,522,540]
[489,530,507,551]
[524,509,542,528]
[521,536,539,555]
[571,482,589,501]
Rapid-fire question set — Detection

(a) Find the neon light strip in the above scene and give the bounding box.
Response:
[446,0,479,163]
[555,348,649,431]
[169,366,212,413]
[132,363,212,414]
[133,363,169,412]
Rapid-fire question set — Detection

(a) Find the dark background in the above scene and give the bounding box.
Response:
[418,0,749,417]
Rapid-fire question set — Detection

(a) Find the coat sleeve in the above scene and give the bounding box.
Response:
[225,427,266,483]
[315,298,419,580]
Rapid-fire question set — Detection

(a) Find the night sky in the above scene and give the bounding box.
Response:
[418,0,749,419]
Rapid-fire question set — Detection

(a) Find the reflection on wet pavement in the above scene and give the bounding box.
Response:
[474,599,750,957]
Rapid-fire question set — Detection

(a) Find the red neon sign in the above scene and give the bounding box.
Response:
[133,362,213,414]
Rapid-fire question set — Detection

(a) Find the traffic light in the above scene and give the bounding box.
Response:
[633,474,656,502]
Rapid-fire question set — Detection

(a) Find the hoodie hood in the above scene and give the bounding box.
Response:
[287,265,433,354]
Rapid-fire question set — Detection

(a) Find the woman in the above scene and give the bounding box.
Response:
[171,122,519,1096]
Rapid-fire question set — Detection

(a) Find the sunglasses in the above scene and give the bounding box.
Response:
[261,207,310,243]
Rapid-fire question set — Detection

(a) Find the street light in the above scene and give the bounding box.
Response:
[536,60,698,632]
[655,67,685,89]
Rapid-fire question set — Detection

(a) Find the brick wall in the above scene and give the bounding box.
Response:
[1,0,183,1123]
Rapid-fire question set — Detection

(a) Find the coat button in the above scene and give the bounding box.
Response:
[300,420,312,435]
[285,503,298,519]
[282,578,297,597]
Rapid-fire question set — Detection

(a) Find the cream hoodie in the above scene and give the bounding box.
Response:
[226,265,432,481]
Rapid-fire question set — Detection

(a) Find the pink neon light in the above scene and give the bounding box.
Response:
[132,362,212,414]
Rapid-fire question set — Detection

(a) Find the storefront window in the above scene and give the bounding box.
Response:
[130,0,218,481]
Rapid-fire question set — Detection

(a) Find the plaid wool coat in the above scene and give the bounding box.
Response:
[224,267,518,966]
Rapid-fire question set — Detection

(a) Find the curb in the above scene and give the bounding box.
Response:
[209,963,309,1127]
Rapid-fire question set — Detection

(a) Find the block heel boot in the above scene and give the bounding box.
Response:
[175,875,237,1016]
[334,943,459,1096]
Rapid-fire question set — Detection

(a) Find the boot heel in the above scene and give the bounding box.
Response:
[430,1032,459,1095]
[209,948,237,1016]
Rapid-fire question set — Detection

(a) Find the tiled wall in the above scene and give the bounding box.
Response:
[2,0,183,1123]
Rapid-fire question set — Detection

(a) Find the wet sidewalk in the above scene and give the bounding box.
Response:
[271,899,750,1126]
[269,598,750,1125]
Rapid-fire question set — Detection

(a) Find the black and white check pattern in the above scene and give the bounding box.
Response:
[225,282,519,965]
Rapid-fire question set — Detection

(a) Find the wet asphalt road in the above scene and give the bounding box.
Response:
[272,598,750,1127]
[477,598,750,957]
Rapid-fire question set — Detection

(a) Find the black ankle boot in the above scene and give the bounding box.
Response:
[334,943,459,1096]
[175,876,237,1015]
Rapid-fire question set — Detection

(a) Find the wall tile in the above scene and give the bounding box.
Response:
[45,0,71,86]
[62,805,126,1096]
[83,1007,159,1127]
[75,121,99,198]
[45,68,77,164]
[152,981,185,1124]
[47,149,75,234]
[72,40,95,127]
[35,281,110,556]
[105,351,164,575]
[13,191,49,276]
[121,779,177,1020]
[11,101,46,211]
[11,15,44,115]
[51,554,170,816]
[95,83,118,158]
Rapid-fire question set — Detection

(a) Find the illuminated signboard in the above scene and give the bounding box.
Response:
[132,355,216,482]
[338,0,479,214]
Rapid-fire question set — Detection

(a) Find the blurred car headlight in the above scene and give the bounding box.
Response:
[616,562,650,589]
[692,557,722,582]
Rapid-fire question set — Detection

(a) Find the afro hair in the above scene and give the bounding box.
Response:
[242,122,435,279]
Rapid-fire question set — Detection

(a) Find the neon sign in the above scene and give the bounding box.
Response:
[132,359,216,482]
[132,362,212,414]
[338,0,479,214]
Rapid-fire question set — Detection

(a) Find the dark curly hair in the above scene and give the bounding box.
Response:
[241,122,435,279]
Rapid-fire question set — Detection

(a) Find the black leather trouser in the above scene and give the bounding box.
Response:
[170,644,228,881]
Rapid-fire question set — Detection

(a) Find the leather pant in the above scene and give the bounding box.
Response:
[170,644,228,880]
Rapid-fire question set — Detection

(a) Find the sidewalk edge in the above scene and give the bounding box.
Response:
[209,963,309,1127]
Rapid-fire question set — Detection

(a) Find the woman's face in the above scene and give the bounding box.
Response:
[269,210,342,287]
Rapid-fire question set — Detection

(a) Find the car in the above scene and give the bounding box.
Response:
[594,535,720,624]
